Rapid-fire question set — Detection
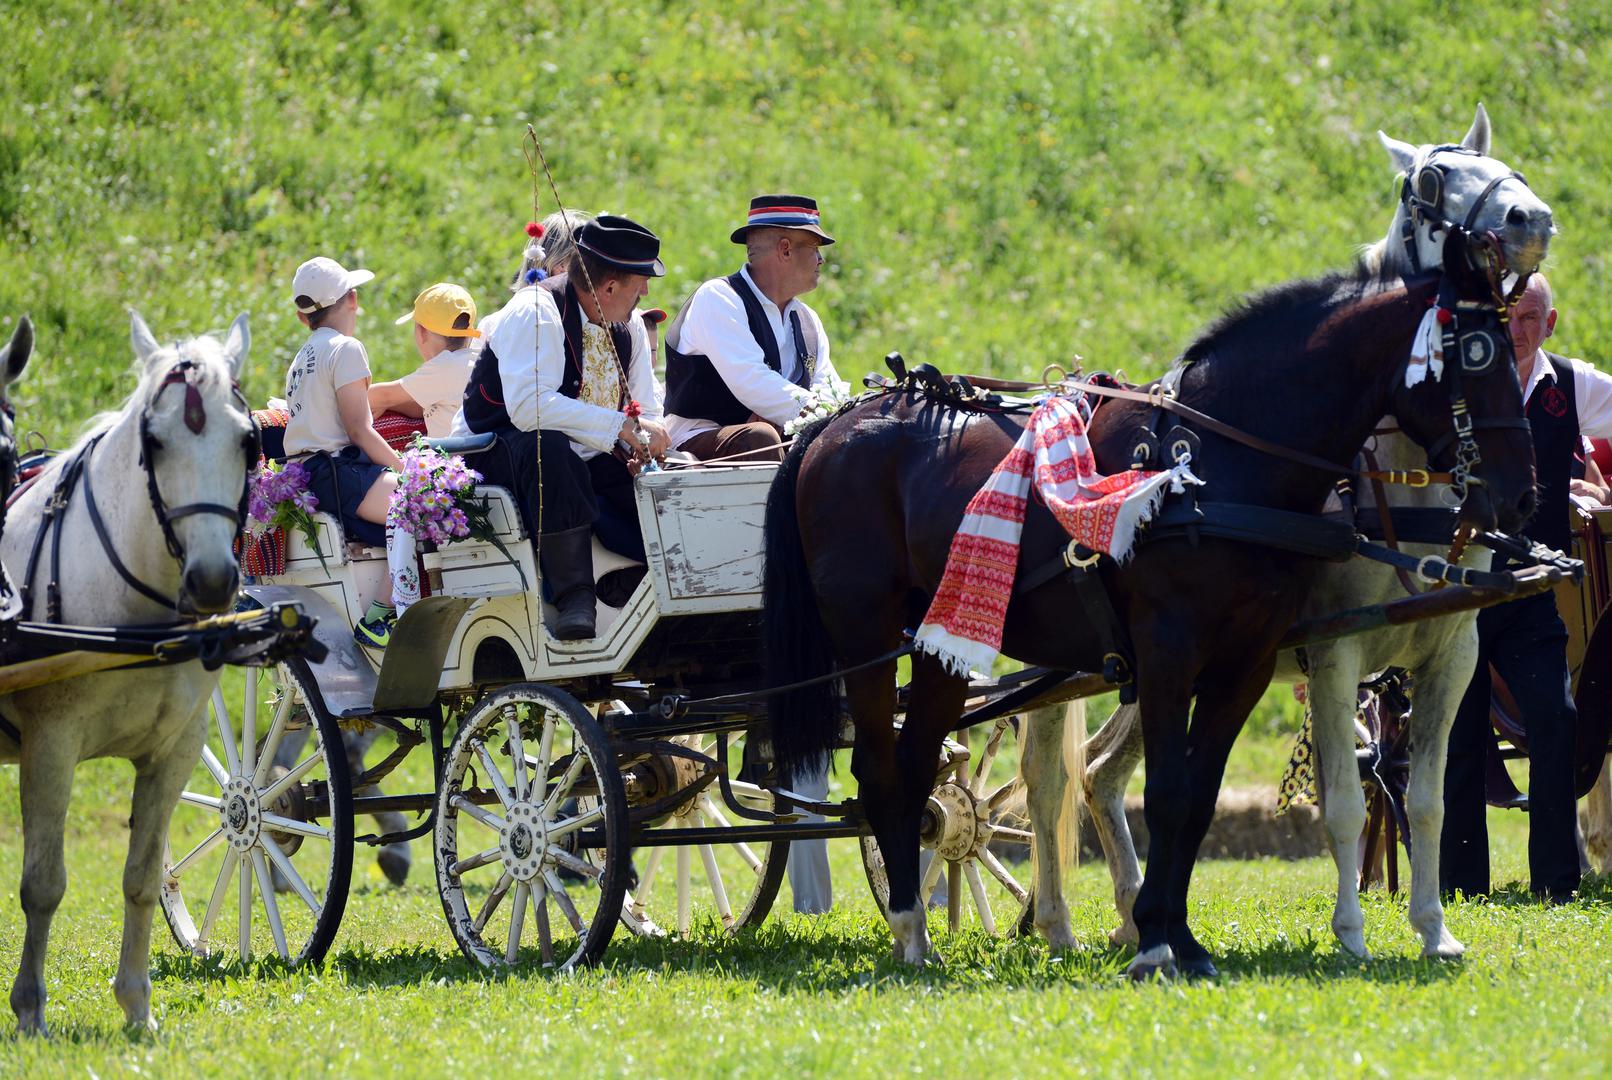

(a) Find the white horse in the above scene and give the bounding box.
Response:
[2,312,255,1035]
[1018,104,1555,960]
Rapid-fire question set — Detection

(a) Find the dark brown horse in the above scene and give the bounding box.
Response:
[764,239,1539,974]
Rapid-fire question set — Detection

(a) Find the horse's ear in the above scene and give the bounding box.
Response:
[0,314,32,388]
[222,312,249,379]
[129,310,161,366]
[1378,131,1417,176]
[1461,103,1492,156]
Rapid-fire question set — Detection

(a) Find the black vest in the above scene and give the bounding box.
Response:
[1522,350,1580,554]
[461,275,636,434]
[663,271,810,426]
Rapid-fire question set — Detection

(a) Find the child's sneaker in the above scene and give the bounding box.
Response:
[354,602,396,648]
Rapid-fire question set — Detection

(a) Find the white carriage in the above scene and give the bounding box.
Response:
[157,431,1067,969]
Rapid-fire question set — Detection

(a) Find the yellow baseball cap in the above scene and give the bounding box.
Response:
[395,283,481,338]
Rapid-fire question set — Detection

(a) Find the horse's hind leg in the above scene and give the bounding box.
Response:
[1016,701,1081,950]
[10,730,77,1035]
[1586,755,1612,874]
[1307,655,1371,958]
[1084,701,1145,946]
[1404,648,1474,959]
[116,729,205,1031]
[885,653,971,964]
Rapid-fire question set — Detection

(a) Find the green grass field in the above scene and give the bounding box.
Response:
[2,748,1609,1077]
[7,0,1612,1074]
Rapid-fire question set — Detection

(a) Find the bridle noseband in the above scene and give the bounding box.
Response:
[1398,143,1532,304]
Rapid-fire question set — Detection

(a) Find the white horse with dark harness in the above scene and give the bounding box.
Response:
[2,312,256,1034]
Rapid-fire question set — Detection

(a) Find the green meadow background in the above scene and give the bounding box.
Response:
[2,0,1611,443]
[7,2,1612,1075]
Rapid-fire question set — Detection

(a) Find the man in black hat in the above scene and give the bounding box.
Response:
[455,214,670,640]
[662,194,843,463]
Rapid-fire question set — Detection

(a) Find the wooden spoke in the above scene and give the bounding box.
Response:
[251,849,289,960]
[472,739,515,809]
[260,751,321,806]
[472,872,513,934]
[636,846,666,897]
[698,836,735,926]
[199,848,241,951]
[263,837,322,916]
[238,857,253,960]
[449,846,503,877]
[542,753,589,818]
[545,845,602,881]
[984,778,1023,813]
[534,712,557,794]
[676,846,692,934]
[969,718,1010,797]
[533,877,554,965]
[241,670,259,778]
[260,812,331,842]
[199,745,230,787]
[545,805,604,841]
[180,790,223,812]
[699,796,762,872]
[168,828,225,881]
[991,825,1034,844]
[451,795,509,834]
[251,693,294,787]
[918,848,947,906]
[544,870,587,935]
[507,881,529,965]
[504,705,529,801]
[213,687,241,777]
[979,847,1029,905]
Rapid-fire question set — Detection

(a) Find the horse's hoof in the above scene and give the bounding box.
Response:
[1126,944,1176,981]
[1336,930,1371,960]
[1109,923,1140,948]
[1422,932,1466,960]
[1177,954,1219,980]
[377,845,411,887]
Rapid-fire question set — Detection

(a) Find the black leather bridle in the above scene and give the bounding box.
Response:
[20,360,259,621]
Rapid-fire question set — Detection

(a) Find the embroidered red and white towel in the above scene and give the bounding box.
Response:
[914,394,1201,677]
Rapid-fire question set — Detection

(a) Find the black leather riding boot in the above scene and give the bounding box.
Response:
[541,526,597,640]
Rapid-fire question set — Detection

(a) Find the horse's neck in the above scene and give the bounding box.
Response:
[1362,427,1449,510]
[1368,205,1439,279]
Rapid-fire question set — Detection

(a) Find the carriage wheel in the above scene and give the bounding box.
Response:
[617,731,790,938]
[435,684,629,970]
[859,716,1032,934]
[160,659,354,965]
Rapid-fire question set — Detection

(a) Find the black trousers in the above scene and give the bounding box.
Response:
[476,427,643,559]
[1440,591,1581,900]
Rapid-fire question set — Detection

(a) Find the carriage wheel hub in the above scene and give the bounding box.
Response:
[921,781,985,862]
[220,777,263,851]
[501,801,548,882]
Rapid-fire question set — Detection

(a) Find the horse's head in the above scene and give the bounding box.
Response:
[128,311,257,615]
[1388,229,1536,535]
[1375,104,1554,281]
[0,316,34,507]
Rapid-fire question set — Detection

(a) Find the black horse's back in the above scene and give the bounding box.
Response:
[762,416,841,784]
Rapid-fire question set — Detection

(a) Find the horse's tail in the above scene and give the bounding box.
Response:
[764,417,839,786]
[1015,699,1087,938]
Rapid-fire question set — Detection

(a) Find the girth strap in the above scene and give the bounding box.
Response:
[1143,502,1360,560]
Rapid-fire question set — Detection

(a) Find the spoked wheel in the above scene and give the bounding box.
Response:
[618,731,789,937]
[161,659,354,965]
[860,717,1032,934]
[435,684,629,970]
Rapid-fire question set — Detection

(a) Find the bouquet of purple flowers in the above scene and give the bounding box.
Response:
[388,442,518,580]
[245,460,325,573]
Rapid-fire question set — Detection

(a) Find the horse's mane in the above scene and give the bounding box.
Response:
[1178,260,1405,369]
[75,333,236,449]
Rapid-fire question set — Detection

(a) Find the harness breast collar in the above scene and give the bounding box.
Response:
[18,361,256,622]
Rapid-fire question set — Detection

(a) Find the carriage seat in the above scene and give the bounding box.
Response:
[426,432,498,456]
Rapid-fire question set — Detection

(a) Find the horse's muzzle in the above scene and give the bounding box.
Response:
[180,561,240,616]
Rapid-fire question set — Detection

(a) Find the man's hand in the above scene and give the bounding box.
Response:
[1570,477,1610,506]
[640,419,671,460]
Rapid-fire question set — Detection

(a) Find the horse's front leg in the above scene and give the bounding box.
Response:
[1083,701,1145,946]
[1306,652,1371,959]
[1405,633,1478,959]
[1126,651,1198,980]
[116,720,206,1031]
[10,726,78,1035]
[1160,658,1277,978]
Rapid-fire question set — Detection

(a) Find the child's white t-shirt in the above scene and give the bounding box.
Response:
[399,346,477,438]
[283,327,372,456]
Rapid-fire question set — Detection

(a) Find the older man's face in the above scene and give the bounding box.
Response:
[1509,278,1556,362]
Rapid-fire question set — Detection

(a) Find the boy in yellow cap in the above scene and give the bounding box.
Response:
[370,283,481,438]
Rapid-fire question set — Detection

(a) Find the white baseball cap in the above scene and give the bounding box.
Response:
[290,257,375,313]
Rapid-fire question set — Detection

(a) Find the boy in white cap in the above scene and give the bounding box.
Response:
[369,283,480,438]
[283,256,416,648]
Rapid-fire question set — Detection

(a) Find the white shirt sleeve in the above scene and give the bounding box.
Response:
[626,316,665,423]
[330,337,372,390]
[680,281,810,426]
[492,290,621,451]
[1571,358,1612,439]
